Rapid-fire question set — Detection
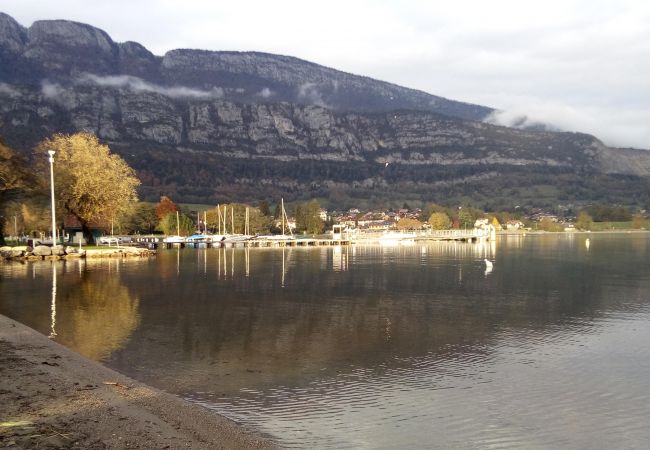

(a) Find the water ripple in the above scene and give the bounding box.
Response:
[186,311,650,449]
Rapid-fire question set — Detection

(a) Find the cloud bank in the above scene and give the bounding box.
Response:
[77,74,224,99]
[483,95,650,149]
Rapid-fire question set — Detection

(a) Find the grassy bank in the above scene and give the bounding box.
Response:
[590,221,648,231]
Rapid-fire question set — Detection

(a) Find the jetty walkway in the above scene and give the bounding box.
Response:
[132,227,494,249]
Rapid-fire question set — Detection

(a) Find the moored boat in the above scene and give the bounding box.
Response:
[163,235,186,244]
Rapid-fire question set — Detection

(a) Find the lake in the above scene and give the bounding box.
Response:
[2,233,650,448]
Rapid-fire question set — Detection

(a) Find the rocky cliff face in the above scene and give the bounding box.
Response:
[0,12,490,119]
[1,12,649,208]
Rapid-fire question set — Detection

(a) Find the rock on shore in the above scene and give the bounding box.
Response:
[0,245,155,261]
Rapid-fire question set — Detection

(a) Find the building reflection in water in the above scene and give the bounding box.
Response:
[102,240,525,395]
[332,245,349,272]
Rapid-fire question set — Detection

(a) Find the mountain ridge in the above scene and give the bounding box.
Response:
[0,12,492,120]
[1,12,649,210]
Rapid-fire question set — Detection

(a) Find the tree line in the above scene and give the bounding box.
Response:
[1,131,648,245]
[0,129,329,244]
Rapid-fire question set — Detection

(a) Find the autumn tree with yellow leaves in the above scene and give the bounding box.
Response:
[428,212,452,230]
[0,138,32,244]
[36,133,140,244]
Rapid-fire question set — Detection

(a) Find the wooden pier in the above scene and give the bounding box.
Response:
[133,227,494,250]
[132,236,353,250]
[418,229,493,243]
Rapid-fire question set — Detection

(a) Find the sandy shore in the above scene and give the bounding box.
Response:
[0,315,277,449]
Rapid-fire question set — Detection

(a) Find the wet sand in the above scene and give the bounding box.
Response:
[0,315,276,449]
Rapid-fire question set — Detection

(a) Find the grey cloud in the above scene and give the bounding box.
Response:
[257,87,273,98]
[297,83,329,108]
[41,81,66,100]
[77,74,224,99]
[483,110,553,131]
[0,83,19,97]
[483,100,650,149]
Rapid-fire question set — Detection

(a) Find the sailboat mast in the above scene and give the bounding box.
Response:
[281,198,285,235]
[245,207,249,235]
[223,205,227,234]
[176,210,180,236]
[204,211,207,234]
[231,207,235,234]
[217,204,221,235]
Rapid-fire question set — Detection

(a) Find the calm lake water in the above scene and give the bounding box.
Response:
[2,233,650,448]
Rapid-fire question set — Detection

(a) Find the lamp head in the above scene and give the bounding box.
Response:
[47,150,55,163]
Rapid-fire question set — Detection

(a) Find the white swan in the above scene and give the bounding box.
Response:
[484,259,493,276]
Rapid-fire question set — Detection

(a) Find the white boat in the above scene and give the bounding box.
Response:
[186,233,218,243]
[222,234,252,243]
[163,235,186,244]
[379,231,416,245]
[258,234,295,241]
[164,211,186,243]
[259,198,295,241]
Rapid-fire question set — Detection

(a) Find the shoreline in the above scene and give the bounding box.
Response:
[497,229,650,235]
[0,246,156,262]
[0,314,276,449]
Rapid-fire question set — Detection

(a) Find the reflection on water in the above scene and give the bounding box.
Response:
[2,234,650,448]
[60,274,140,361]
[2,258,141,361]
[49,263,57,338]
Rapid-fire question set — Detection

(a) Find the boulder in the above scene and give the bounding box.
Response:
[65,246,78,254]
[32,245,52,256]
[51,245,66,256]
[0,247,24,258]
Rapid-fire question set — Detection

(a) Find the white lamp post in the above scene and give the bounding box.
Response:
[48,150,57,244]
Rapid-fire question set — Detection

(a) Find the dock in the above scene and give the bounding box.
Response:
[132,227,494,250]
[133,237,353,249]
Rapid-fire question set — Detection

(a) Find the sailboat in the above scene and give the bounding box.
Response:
[223,206,253,243]
[259,198,295,241]
[163,211,186,243]
[187,211,219,243]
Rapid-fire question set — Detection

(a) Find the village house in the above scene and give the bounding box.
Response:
[319,208,328,221]
[506,220,525,230]
[63,216,110,244]
[474,218,489,228]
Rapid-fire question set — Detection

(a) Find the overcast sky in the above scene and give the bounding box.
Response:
[3,0,650,149]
